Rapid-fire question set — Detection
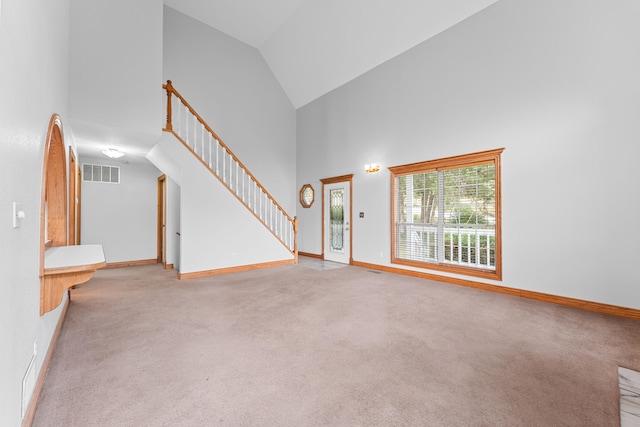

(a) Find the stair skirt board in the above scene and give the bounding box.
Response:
[178,258,296,280]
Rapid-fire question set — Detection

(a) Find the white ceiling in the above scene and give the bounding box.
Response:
[162,0,310,48]
[74,0,499,163]
[163,0,500,108]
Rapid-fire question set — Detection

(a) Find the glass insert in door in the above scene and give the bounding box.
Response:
[330,188,345,253]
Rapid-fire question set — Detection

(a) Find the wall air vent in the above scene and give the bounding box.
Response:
[82,163,120,184]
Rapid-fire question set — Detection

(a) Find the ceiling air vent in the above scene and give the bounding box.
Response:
[82,163,120,184]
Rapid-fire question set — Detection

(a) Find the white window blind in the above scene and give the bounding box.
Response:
[390,149,503,279]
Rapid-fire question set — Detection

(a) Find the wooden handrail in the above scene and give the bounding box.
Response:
[162,80,297,254]
[162,81,294,224]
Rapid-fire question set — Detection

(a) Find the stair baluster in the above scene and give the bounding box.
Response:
[162,80,297,256]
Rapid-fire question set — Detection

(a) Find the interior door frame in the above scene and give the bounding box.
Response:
[77,167,82,244]
[68,147,78,245]
[40,114,68,278]
[157,174,167,265]
[320,174,354,264]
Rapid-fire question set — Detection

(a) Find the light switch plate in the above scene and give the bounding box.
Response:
[13,202,24,228]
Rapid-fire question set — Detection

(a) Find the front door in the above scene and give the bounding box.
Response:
[323,181,351,264]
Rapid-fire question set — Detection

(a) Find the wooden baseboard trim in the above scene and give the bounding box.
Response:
[179,258,296,280]
[105,259,157,269]
[298,252,323,260]
[164,263,174,270]
[352,260,640,321]
[22,297,69,427]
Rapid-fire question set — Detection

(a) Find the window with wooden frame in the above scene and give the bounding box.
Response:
[389,148,504,280]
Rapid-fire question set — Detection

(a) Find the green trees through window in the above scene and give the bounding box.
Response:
[390,149,503,280]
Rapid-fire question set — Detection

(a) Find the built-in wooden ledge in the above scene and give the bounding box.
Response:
[41,244,106,315]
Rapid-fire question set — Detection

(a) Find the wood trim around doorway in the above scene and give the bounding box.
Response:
[320,174,354,264]
[157,175,166,265]
[68,148,77,245]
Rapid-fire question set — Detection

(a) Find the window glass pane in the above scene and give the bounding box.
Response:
[443,164,494,226]
[396,172,438,262]
[329,189,344,253]
[391,149,501,278]
[441,164,495,268]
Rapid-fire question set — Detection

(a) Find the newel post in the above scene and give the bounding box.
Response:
[293,216,298,262]
[164,80,173,131]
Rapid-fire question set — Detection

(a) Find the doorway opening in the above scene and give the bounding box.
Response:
[68,148,79,245]
[157,174,167,266]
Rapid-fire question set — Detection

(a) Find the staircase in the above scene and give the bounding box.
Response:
[150,80,297,277]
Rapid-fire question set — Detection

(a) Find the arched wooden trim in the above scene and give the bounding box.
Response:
[40,115,105,315]
[40,114,68,277]
[45,118,67,246]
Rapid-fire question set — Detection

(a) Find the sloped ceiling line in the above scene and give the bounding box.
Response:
[163,0,500,108]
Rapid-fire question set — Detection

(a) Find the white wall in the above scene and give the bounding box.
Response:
[81,157,161,264]
[297,0,640,309]
[151,134,294,274]
[166,177,181,270]
[0,0,72,424]
[69,0,163,136]
[163,6,297,217]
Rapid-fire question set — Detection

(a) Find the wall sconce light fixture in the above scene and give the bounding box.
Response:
[102,148,125,159]
[364,163,380,173]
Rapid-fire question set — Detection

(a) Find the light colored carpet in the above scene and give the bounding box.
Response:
[33,260,640,426]
[297,257,348,271]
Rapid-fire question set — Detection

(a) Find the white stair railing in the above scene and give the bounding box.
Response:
[163,80,297,254]
[399,223,494,269]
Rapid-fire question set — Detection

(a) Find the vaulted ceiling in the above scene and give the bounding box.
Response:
[72,0,500,162]
[163,0,499,108]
